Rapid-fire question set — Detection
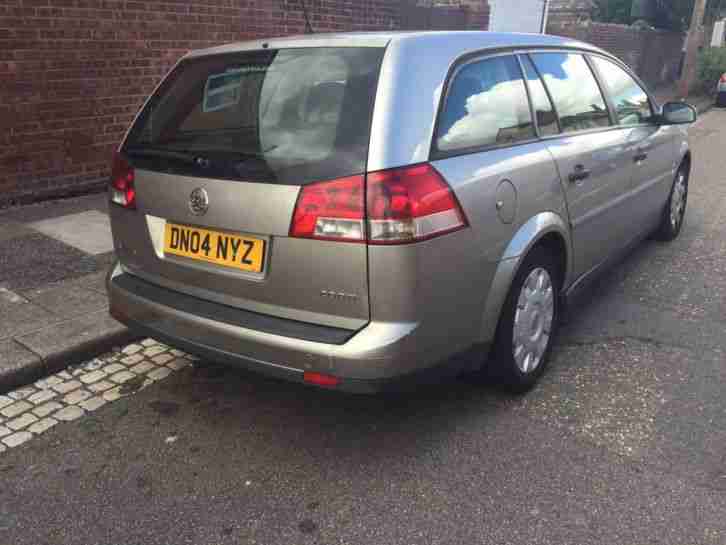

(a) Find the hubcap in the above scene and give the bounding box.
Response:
[513,268,554,374]
[670,171,687,229]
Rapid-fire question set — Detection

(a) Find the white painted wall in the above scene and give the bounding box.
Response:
[489,0,549,33]
[712,20,726,48]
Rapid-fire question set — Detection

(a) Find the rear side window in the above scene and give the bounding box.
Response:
[123,48,384,185]
[435,55,535,153]
[520,55,559,137]
[590,56,653,126]
[531,52,611,133]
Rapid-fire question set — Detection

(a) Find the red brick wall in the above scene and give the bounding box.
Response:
[547,21,684,90]
[0,0,407,205]
[549,22,643,73]
[465,2,490,31]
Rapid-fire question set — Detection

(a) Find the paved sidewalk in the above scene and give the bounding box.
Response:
[0,339,193,452]
[0,193,136,392]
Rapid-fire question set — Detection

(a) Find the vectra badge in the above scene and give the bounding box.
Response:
[321,290,358,301]
[189,187,209,216]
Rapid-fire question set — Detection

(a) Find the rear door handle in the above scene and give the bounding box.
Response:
[568,165,591,183]
[634,151,649,163]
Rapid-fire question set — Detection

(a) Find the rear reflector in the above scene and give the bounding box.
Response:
[110,152,136,209]
[303,371,340,387]
[289,164,467,244]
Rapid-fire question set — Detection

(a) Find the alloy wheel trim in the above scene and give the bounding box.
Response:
[512,267,554,374]
[670,170,687,229]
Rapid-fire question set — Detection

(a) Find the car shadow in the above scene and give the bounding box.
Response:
[147,351,525,468]
[145,236,675,465]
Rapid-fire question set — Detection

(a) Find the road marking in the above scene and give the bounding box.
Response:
[0,340,194,452]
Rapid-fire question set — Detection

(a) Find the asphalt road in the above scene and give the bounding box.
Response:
[3,109,726,545]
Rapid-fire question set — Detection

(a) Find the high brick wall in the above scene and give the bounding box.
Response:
[548,21,684,89]
[547,0,596,25]
[1,0,416,205]
[466,3,490,31]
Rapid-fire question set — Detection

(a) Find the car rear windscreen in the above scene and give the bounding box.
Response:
[123,47,385,185]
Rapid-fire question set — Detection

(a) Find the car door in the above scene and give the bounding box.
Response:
[589,55,677,230]
[528,51,634,280]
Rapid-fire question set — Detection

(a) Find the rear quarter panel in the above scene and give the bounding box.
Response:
[366,38,572,361]
[364,143,568,373]
[432,143,569,344]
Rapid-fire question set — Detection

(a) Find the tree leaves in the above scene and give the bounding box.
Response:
[593,0,704,32]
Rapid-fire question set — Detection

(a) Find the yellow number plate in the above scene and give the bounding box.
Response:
[163,223,265,273]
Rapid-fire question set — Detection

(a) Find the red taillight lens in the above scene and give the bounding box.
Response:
[289,174,365,242]
[110,152,136,209]
[366,163,467,244]
[303,371,340,387]
[721,73,726,83]
[288,164,467,244]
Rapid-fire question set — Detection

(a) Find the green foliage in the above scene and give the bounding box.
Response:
[697,47,726,93]
[595,0,721,32]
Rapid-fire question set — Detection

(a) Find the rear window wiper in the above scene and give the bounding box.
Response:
[229,145,279,162]
[124,147,199,164]
[124,145,279,174]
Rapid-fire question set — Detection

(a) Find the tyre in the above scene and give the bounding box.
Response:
[489,246,561,393]
[717,92,726,108]
[654,164,689,242]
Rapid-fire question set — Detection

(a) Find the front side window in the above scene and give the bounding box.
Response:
[591,56,653,126]
[436,55,535,153]
[530,52,611,133]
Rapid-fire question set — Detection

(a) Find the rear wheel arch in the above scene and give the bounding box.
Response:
[488,245,562,392]
[478,212,571,344]
[533,232,568,289]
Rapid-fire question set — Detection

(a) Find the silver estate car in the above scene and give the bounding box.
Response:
[107,31,696,393]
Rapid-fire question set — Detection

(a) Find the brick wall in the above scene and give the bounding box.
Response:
[1,0,416,205]
[466,2,490,30]
[547,0,596,25]
[547,21,684,89]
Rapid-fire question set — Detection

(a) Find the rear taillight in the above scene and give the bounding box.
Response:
[366,163,467,244]
[721,74,726,83]
[110,152,136,209]
[289,174,366,242]
[289,164,467,244]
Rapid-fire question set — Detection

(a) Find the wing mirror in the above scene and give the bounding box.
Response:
[660,102,697,125]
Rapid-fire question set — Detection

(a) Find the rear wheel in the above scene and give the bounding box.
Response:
[717,92,726,107]
[489,247,561,393]
[655,164,688,242]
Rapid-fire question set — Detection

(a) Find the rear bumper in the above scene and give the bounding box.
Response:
[107,263,478,393]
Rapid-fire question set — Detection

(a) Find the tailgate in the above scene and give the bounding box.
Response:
[110,46,385,332]
[111,169,369,330]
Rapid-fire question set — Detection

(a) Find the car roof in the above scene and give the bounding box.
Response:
[184,31,606,60]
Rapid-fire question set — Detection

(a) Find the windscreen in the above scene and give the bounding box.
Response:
[123,47,385,185]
